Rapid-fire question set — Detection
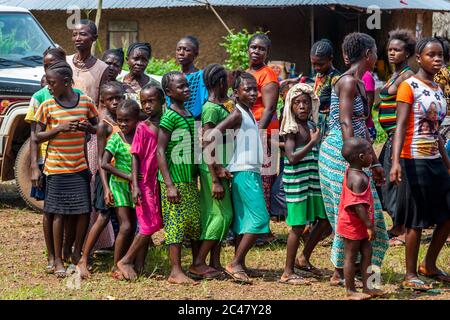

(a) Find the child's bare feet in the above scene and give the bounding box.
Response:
[77,261,91,279]
[117,260,138,281]
[346,291,371,300]
[189,264,221,279]
[363,288,386,298]
[168,271,199,285]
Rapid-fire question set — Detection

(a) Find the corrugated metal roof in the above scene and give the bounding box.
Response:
[2,0,450,11]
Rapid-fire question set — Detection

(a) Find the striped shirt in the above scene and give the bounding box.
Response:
[158,109,197,183]
[34,94,98,175]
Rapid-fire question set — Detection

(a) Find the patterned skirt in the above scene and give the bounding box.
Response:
[318,130,389,268]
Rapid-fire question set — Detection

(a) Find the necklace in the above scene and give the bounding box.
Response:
[73,54,93,76]
[348,167,364,172]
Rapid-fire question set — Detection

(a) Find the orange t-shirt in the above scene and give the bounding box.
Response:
[248,66,279,132]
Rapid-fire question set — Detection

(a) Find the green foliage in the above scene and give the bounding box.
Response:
[220,29,268,70]
[0,30,30,55]
[121,55,180,76]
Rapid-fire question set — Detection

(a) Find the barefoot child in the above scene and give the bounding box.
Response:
[101,99,140,279]
[189,64,233,279]
[117,84,165,280]
[205,71,269,284]
[77,82,124,278]
[34,61,98,278]
[158,71,201,285]
[279,83,330,285]
[338,137,385,299]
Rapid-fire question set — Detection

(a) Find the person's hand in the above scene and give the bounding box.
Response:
[167,185,181,204]
[58,120,79,133]
[310,128,321,146]
[212,180,225,200]
[104,188,114,206]
[371,165,385,187]
[77,120,93,132]
[132,186,141,205]
[216,166,233,180]
[31,165,41,188]
[367,225,376,241]
[390,161,402,185]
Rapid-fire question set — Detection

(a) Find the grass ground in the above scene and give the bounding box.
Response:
[0,186,449,300]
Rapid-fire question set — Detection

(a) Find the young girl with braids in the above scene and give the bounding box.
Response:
[34,61,98,277]
[318,33,389,287]
[189,64,233,279]
[101,49,134,95]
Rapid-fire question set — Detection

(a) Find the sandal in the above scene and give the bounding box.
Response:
[294,263,326,277]
[45,264,55,274]
[187,269,222,280]
[389,236,405,247]
[225,268,252,285]
[401,278,431,291]
[279,274,312,286]
[418,266,450,284]
[54,268,66,278]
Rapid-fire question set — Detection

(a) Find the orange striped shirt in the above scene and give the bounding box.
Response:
[35,94,98,175]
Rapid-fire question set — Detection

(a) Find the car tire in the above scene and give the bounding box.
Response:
[15,138,44,213]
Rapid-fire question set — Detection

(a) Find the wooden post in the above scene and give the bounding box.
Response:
[92,0,103,55]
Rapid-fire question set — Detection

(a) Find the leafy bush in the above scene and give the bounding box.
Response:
[121,51,180,76]
[220,29,268,70]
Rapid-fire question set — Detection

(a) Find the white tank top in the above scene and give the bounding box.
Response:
[227,104,263,173]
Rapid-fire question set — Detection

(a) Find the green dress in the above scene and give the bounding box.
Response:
[199,101,233,240]
[283,145,326,226]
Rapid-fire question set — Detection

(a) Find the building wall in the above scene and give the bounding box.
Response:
[32,7,433,75]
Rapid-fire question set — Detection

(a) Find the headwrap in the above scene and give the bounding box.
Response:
[279,83,320,136]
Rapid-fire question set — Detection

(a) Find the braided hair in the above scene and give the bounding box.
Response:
[342,33,376,64]
[127,42,152,60]
[47,61,73,81]
[78,19,97,36]
[43,46,66,61]
[141,82,165,105]
[102,48,125,66]
[180,35,200,54]
[388,29,416,57]
[162,71,184,95]
[100,81,125,99]
[203,64,227,90]
[435,37,450,63]
[310,39,334,58]
[416,37,443,56]
[117,99,141,118]
[248,33,271,49]
[231,70,256,90]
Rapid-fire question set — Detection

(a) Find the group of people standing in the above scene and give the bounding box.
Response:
[25,18,450,299]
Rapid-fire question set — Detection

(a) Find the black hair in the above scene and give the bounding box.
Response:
[203,63,227,90]
[43,46,66,61]
[342,32,376,64]
[162,71,184,94]
[127,42,152,60]
[231,70,256,90]
[279,81,292,94]
[47,61,73,81]
[102,48,125,66]
[78,19,97,36]
[435,37,450,62]
[388,29,416,57]
[180,35,200,53]
[248,33,271,49]
[310,39,334,58]
[141,82,165,105]
[341,137,370,163]
[117,99,140,118]
[100,81,125,99]
[416,37,444,57]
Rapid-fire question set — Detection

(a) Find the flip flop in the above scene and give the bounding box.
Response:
[418,266,450,284]
[401,278,431,291]
[330,277,363,288]
[279,274,312,286]
[294,263,326,277]
[54,268,66,278]
[389,236,406,246]
[45,264,55,274]
[225,269,252,285]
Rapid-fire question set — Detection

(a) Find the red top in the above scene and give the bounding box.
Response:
[248,65,279,132]
[337,168,374,240]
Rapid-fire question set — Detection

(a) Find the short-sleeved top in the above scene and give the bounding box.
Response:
[166,70,208,119]
[248,65,280,132]
[199,101,232,172]
[34,94,98,175]
[105,132,132,183]
[25,86,83,162]
[362,71,375,92]
[396,76,447,159]
[158,109,197,183]
[131,122,158,187]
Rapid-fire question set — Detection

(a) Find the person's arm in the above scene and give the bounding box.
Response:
[97,121,113,205]
[258,82,279,130]
[284,130,320,164]
[30,122,41,187]
[338,77,357,140]
[203,122,225,200]
[77,116,98,134]
[390,102,410,184]
[367,91,375,113]
[206,108,242,138]
[131,154,142,204]
[438,134,450,171]
[157,128,181,203]
[35,121,77,143]
[101,149,132,182]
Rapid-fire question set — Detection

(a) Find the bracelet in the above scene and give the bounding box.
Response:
[370,163,382,169]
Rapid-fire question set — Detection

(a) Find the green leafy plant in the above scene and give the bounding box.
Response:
[220,29,268,70]
[121,55,180,76]
[0,30,30,55]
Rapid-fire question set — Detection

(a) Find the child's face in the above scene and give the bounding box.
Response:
[140,87,162,118]
[234,78,258,107]
[43,54,59,72]
[127,49,149,77]
[310,55,332,75]
[418,42,443,75]
[176,39,197,67]
[101,88,124,115]
[292,93,312,121]
[117,108,138,135]
[45,70,67,98]
[166,75,190,103]
[359,142,373,168]
[103,54,123,81]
